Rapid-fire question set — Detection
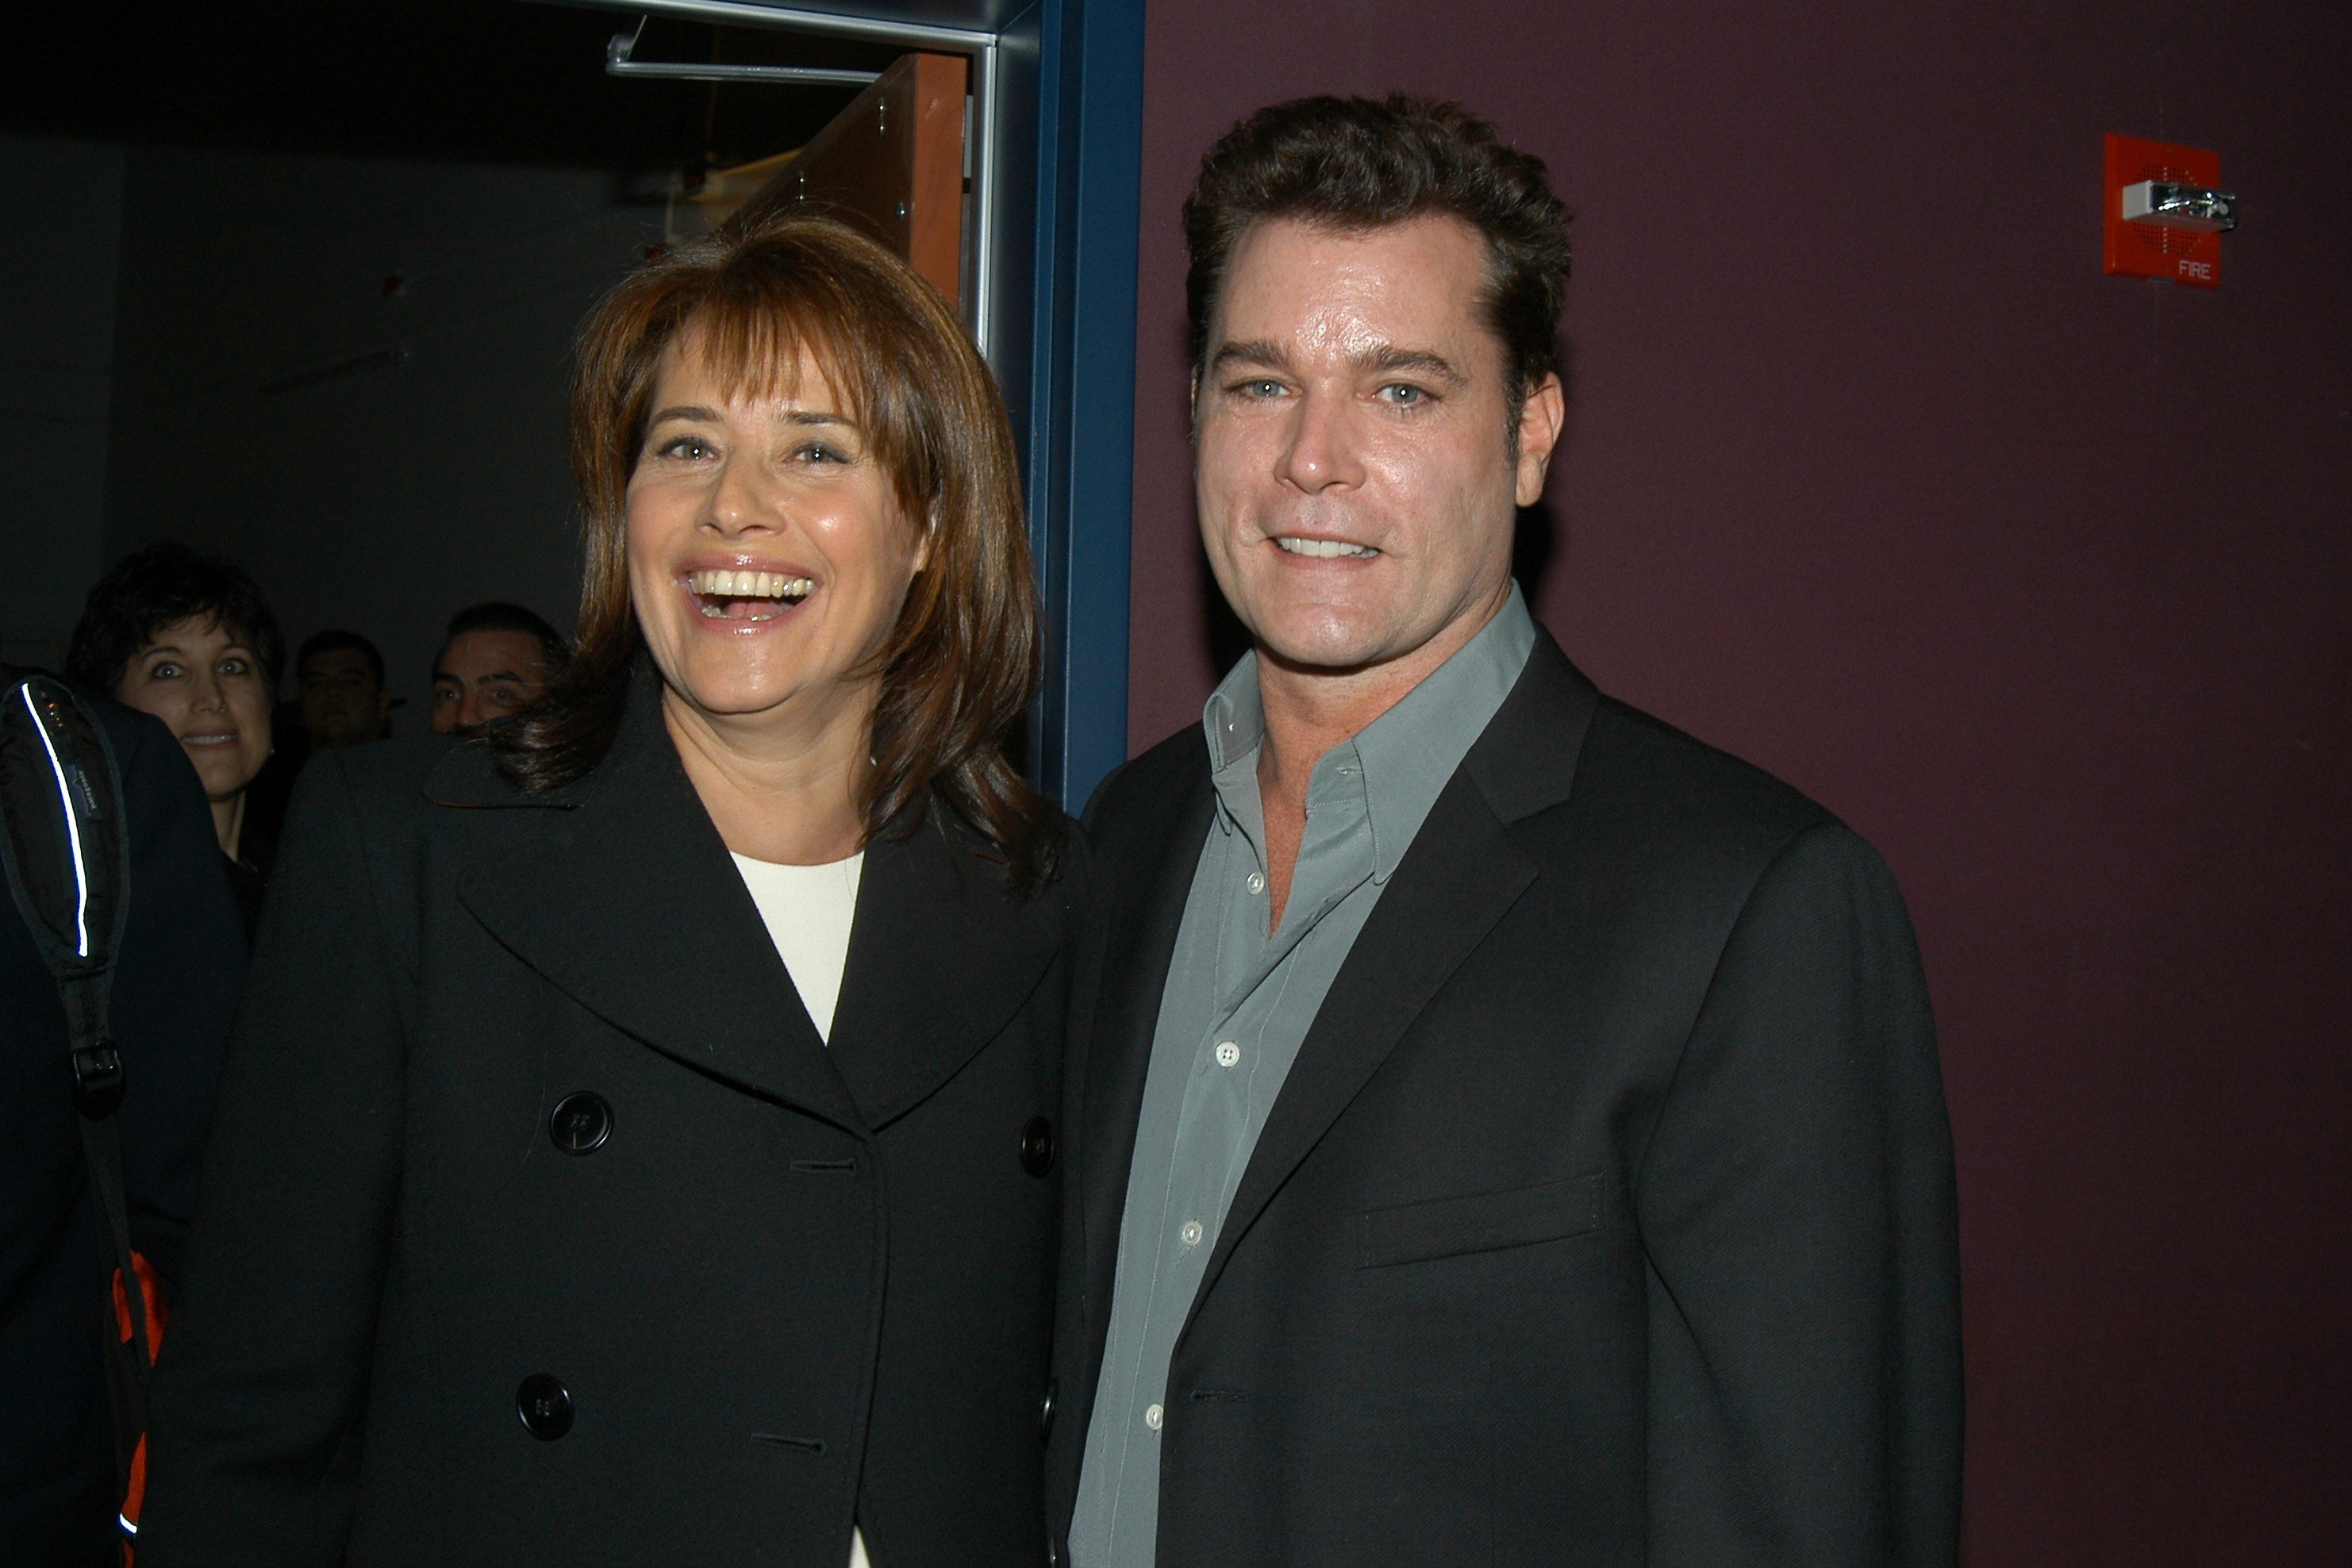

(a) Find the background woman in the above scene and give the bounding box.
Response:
[137,216,1070,1565]
[64,541,282,932]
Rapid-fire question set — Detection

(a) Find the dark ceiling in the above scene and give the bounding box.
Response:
[0,2,909,173]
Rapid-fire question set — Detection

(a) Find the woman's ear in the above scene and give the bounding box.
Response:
[912,507,938,574]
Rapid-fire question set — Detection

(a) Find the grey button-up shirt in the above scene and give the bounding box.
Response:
[1069,586,1538,1566]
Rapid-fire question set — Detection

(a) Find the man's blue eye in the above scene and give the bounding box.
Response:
[1381,383,1427,405]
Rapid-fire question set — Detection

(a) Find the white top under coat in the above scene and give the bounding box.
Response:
[730,849,863,1042]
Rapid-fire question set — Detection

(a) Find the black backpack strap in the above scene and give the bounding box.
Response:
[0,670,152,1466]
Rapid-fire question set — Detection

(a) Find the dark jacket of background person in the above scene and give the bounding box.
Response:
[1047,632,1962,1563]
[136,671,1071,1566]
[1,694,242,1567]
[218,815,275,941]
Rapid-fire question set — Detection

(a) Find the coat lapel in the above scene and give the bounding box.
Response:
[453,676,861,1133]
[1079,743,1217,1324]
[1183,632,1601,1329]
[824,807,1059,1131]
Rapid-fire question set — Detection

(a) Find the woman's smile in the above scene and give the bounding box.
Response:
[682,565,819,625]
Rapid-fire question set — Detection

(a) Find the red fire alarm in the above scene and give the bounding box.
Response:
[2104,134,2235,289]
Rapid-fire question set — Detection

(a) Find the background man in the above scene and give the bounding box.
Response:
[428,601,565,736]
[1050,95,1961,1564]
[294,630,391,748]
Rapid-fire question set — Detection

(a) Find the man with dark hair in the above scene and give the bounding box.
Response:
[294,631,390,749]
[429,601,566,736]
[1051,95,1962,1565]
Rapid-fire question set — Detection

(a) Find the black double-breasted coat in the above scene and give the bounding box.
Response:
[140,675,1071,1566]
[1047,630,1962,1564]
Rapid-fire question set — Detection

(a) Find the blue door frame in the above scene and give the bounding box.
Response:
[1011,0,1143,810]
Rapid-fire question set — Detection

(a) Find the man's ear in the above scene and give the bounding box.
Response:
[1514,372,1566,508]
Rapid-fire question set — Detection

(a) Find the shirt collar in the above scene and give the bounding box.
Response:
[1196,582,1539,881]
[1201,665,1270,859]
[1203,655,1266,777]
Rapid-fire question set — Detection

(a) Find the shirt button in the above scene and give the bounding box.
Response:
[1180,1220,1203,1247]
[1144,1403,1163,1431]
[1215,1041,1240,1068]
[1245,871,1266,895]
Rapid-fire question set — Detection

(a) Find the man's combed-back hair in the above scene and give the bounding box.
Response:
[441,601,568,677]
[65,540,285,697]
[1182,94,1573,413]
[494,212,1058,889]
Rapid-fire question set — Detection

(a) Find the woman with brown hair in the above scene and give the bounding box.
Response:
[136,216,1073,1566]
[63,540,285,933]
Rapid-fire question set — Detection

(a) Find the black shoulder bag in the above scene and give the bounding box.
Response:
[0,667,155,1494]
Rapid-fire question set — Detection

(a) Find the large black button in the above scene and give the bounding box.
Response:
[1019,1116,1055,1178]
[517,1374,573,1439]
[1040,1377,1059,1439]
[548,1093,612,1155]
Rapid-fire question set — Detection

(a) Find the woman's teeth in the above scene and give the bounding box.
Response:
[688,568,815,598]
[1274,536,1378,559]
[687,568,815,620]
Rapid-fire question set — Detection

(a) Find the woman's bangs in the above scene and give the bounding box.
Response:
[668,281,872,437]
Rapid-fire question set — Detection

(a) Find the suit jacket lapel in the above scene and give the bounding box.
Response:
[454,676,861,1133]
[1183,632,1601,1331]
[1079,744,1216,1327]
[825,808,1058,1131]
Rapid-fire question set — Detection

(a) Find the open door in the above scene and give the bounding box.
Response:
[680,52,969,308]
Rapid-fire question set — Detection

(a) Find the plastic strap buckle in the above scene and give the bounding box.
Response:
[71,1040,125,1119]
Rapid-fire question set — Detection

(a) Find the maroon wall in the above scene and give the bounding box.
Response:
[1125,2,2350,1560]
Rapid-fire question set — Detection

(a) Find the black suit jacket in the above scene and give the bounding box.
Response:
[1047,632,1961,1565]
[2,694,243,1567]
[140,674,1072,1566]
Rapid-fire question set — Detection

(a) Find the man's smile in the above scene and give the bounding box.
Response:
[1272,536,1380,558]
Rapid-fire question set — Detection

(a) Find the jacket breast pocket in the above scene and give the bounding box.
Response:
[1359,1173,1606,1268]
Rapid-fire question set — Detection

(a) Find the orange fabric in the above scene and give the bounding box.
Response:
[111,1252,166,1347]
[110,1253,167,1565]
